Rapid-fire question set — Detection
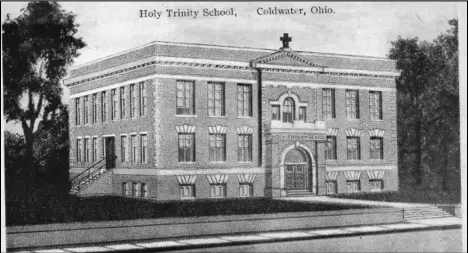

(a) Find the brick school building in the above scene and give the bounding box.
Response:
[65,34,399,200]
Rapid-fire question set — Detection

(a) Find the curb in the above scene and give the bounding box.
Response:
[10,222,462,253]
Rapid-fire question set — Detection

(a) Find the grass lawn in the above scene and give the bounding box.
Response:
[6,195,372,226]
[331,187,461,205]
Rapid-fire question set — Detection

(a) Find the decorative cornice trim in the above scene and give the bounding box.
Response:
[367,170,385,180]
[346,128,362,137]
[368,129,385,138]
[66,58,398,88]
[207,174,229,184]
[237,173,256,183]
[176,175,197,185]
[327,128,339,137]
[237,126,254,134]
[263,81,395,92]
[176,125,196,133]
[208,125,227,134]
[251,51,326,68]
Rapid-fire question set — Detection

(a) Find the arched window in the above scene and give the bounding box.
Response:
[283,97,295,123]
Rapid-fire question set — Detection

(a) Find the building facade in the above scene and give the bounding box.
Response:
[65,34,400,200]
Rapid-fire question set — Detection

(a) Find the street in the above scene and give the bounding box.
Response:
[166,228,462,252]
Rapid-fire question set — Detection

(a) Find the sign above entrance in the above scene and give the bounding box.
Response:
[269,133,327,142]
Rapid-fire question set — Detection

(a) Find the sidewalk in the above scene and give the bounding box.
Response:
[282,196,435,208]
[12,217,462,253]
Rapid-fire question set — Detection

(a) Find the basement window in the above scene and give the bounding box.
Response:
[370,180,383,192]
[179,184,195,199]
[239,183,253,197]
[210,184,226,198]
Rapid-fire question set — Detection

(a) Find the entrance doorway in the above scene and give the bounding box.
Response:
[105,137,116,169]
[284,148,309,190]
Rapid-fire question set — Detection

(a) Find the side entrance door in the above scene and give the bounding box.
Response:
[285,164,307,190]
[105,137,116,169]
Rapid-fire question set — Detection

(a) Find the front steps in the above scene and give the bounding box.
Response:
[286,190,316,197]
[404,205,453,220]
[69,169,107,195]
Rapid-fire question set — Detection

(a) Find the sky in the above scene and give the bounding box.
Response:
[1,2,462,134]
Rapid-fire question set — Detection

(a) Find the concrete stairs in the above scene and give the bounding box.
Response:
[69,169,107,195]
[286,190,316,197]
[403,205,453,220]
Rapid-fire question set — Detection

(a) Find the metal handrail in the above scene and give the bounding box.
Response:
[70,156,116,192]
[70,158,105,183]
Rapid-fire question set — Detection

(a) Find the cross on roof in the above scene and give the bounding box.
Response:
[280,33,292,49]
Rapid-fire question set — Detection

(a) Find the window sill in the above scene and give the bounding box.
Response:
[207,115,227,118]
[237,161,254,164]
[180,197,196,200]
[209,161,227,164]
[176,114,198,117]
[237,116,253,119]
[179,162,196,164]
[370,119,384,122]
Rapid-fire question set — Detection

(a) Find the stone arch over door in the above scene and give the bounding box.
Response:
[279,142,316,193]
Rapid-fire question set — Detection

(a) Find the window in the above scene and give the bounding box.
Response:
[141,183,147,197]
[209,134,226,162]
[298,107,306,121]
[84,138,90,162]
[130,84,136,118]
[238,134,252,162]
[210,184,226,198]
[132,182,139,197]
[139,82,147,116]
[120,86,126,119]
[208,82,225,116]
[239,183,253,197]
[180,185,195,199]
[121,135,127,162]
[283,97,295,123]
[325,136,337,160]
[370,180,383,191]
[346,90,360,119]
[122,182,128,196]
[176,80,195,115]
[178,133,195,162]
[370,137,384,160]
[369,91,383,120]
[130,135,137,163]
[140,134,148,163]
[76,139,82,162]
[92,138,98,162]
[83,96,89,124]
[347,180,360,193]
[92,93,98,123]
[271,105,280,120]
[323,89,336,119]
[237,84,252,117]
[326,181,337,194]
[347,137,361,160]
[75,98,81,125]
[101,91,107,122]
[111,89,117,120]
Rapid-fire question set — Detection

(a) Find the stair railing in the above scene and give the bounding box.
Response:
[70,156,116,192]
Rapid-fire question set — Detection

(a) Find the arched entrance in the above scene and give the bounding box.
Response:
[284,148,310,190]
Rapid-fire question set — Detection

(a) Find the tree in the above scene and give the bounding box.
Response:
[3,2,86,181]
[389,19,459,190]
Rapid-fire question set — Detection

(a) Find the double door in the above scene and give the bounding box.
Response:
[285,164,308,190]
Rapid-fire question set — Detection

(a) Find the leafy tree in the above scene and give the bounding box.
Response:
[389,19,459,190]
[3,2,86,181]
